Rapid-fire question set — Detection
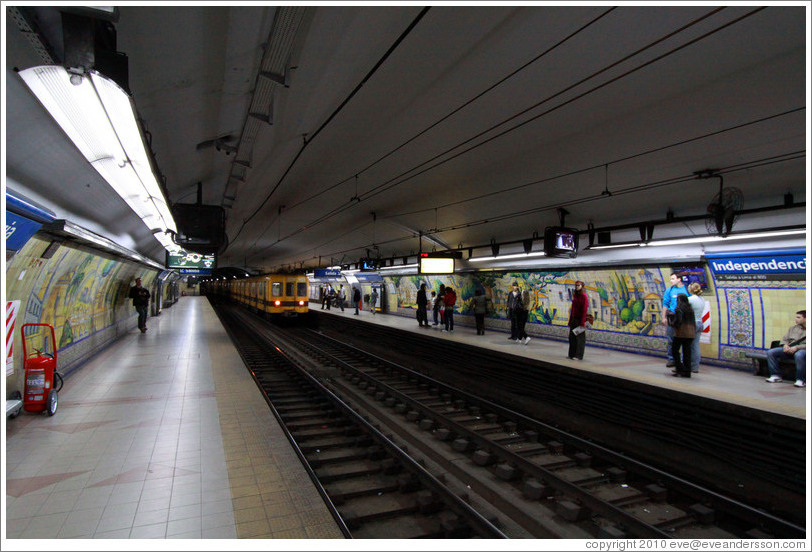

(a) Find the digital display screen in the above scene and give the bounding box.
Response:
[419,257,455,274]
[360,258,379,271]
[166,249,217,269]
[555,231,577,251]
[676,266,709,289]
[544,227,579,258]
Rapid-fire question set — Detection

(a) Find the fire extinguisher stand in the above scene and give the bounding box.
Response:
[21,323,62,416]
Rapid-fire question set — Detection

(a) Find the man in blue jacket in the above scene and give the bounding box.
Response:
[661,272,690,367]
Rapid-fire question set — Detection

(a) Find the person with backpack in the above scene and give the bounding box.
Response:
[442,286,457,332]
[352,286,362,315]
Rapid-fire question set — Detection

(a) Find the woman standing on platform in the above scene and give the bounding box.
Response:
[670,294,696,378]
[567,280,589,359]
[687,283,707,373]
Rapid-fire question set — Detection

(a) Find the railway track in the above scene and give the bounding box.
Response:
[213,301,506,539]
[212,299,805,539]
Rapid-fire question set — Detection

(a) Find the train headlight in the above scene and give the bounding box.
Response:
[299,300,305,306]
[274,300,281,306]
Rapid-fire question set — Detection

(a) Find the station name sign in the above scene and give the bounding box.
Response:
[707,250,806,281]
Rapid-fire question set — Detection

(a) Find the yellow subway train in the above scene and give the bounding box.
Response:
[205,273,310,317]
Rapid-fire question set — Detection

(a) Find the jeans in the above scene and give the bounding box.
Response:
[691,321,703,371]
[136,305,148,330]
[767,348,806,382]
[444,308,454,331]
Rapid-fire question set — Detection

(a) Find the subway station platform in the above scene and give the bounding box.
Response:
[4,296,343,541]
[4,296,807,545]
[315,302,808,421]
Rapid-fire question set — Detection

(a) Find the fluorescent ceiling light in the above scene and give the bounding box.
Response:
[588,229,806,250]
[19,66,177,250]
[470,251,547,262]
[379,263,418,271]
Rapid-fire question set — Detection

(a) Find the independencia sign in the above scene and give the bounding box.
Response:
[706,250,806,281]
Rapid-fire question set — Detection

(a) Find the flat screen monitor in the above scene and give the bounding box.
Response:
[166,249,217,270]
[359,258,379,271]
[676,266,709,289]
[544,226,579,258]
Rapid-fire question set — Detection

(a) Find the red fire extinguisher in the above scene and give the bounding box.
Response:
[22,323,62,416]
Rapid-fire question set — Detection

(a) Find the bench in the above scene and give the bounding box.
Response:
[6,391,22,419]
[745,341,798,379]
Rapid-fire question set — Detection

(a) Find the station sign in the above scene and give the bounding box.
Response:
[706,249,806,281]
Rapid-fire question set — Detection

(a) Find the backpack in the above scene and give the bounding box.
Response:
[445,289,457,307]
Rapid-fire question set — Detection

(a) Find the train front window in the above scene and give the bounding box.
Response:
[286,282,294,296]
[297,282,307,296]
[272,282,282,296]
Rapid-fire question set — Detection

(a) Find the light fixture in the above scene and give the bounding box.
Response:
[19,65,177,250]
[470,251,547,262]
[379,263,418,271]
[587,228,805,250]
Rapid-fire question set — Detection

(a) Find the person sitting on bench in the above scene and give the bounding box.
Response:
[765,310,806,388]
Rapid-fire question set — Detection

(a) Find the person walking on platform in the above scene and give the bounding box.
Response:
[669,294,696,378]
[661,272,690,367]
[416,283,429,327]
[128,277,151,333]
[431,291,440,325]
[765,310,806,388]
[507,282,522,342]
[337,284,346,311]
[353,286,362,315]
[469,288,488,335]
[370,288,378,314]
[567,280,589,358]
[687,282,707,373]
[442,286,457,332]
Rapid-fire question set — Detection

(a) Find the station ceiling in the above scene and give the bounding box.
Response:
[4,5,808,272]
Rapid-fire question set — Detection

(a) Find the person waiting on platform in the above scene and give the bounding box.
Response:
[687,282,707,373]
[507,282,522,342]
[661,272,690,368]
[353,286,362,315]
[128,277,151,333]
[337,284,346,311]
[442,286,457,332]
[430,290,439,325]
[567,280,589,359]
[669,294,696,378]
[369,288,378,314]
[765,310,806,388]
[469,288,488,335]
[416,283,429,327]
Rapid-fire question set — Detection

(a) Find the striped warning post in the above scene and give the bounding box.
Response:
[700,301,711,344]
[6,301,20,376]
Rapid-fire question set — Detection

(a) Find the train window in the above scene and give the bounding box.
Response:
[286,282,294,296]
[297,282,307,296]
[272,282,282,296]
